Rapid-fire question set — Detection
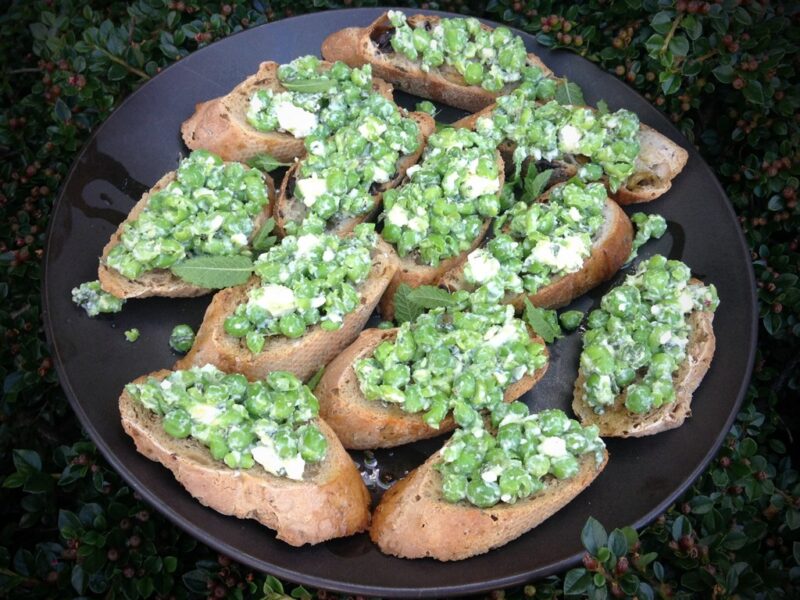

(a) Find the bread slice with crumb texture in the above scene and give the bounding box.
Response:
[120,369,371,546]
[181,61,395,164]
[175,237,399,382]
[98,169,275,299]
[315,327,549,449]
[369,443,608,560]
[321,12,554,113]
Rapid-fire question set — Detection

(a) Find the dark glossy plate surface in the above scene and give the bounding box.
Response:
[42,8,757,597]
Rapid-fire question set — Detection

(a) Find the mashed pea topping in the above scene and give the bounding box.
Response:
[386,11,529,93]
[580,255,719,415]
[287,94,420,235]
[105,150,269,280]
[380,127,502,266]
[224,224,376,352]
[463,180,607,305]
[437,405,605,508]
[126,365,326,477]
[354,301,547,429]
[71,280,125,316]
[246,56,378,139]
[477,98,640,190]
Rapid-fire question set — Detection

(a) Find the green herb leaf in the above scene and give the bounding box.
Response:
[281,78,335,93]
[563,568,592,594]
[523,299,562,344]
[555,80,586,106]
[523,168,553,202]
[170,255,254,289]
[580,516,608,555]
[393,283,425,324]
[251,217,277,252]
[246,154,291,173]
[406,285,461,309]
[306,367,325,391]
[596,99,610,114]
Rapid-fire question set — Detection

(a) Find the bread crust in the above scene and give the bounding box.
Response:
[97,169,276,299]
[119,369,371,546]
[439,196,634,311]
[321,13,554,113]
[180,61,395,163]
[369,445,609,560]
[453,107,688,204]
[274,111,436,237]
[378,150,504,321]
[315,327,549,449]
[572,307,716,437]
[175,237,399,382]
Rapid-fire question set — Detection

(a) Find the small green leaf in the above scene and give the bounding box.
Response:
[608,529,628,557]
[671,515,692,540]
[247,154,291,173]
[523,168,553,202]
[406,285,461,309]
[523,299,562,344]
[264,575,284,594]
[581,516,608,555]
[563,568,592,594]
[393,284,425,324]
[53,98,71,123]
[170,255,254,289]
[252,217,277,252]
[793,541,800,566]
[555,80,586,106]
[291,585,313,599]
[13,449,42,473]
[307,367,325,391]
[71,564,87,594]
[712,65,735,84]
[2,472,27,488]
[650,11,674,35]
[743,80,765,105]
[281,78,335,93]
[669,35,690,57]
[596,99,609,114]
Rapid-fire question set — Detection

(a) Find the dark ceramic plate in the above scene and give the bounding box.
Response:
[42,8,757,597]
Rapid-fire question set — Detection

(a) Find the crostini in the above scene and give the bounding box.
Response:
[181,55,394,163]
[321,11,554,112]
[120,365,371,546]
[370,404,608,560]
[177,225,398,382]
[316,302,549,449]
[439,180,633,311]
[98,150,275,299]
[571,255,719,437]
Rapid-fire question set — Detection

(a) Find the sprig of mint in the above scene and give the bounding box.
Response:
[522,168,554,203]
[247,154,291,173]
[170,255,254,289]
[281,78,335,93]
[306,366,325,391]
[251,217,277,253]
[523,299,563,343]
[555,79,586,107]
[392,284,464,324]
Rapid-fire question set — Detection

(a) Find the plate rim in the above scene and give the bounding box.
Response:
[41,7,758,596]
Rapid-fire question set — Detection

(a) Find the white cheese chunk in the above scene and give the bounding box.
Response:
[467,249,501,283]
[253,284,297,317]
[559,124,583,152]
[539,436,568,458]
[462,174,500,199]
[296,233,320,257]
[295,176,327,208]
[188,404,220,425]
[275,102,317,138]
[252,442,306,481]
[385,204,409,227]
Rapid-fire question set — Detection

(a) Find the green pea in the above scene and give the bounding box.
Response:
[208,433,229,461]
[169,324,195,353]
[227,427,254,451]
[625,383,652,414]
[224,315,250,338]
[550,455,579,480]
[559,310,584,331]
[300,425,327,462]
[162,409,191,439]
[279,313,306,338]
[442,472,468,503]
[466,478,501,508]
[245,330,265,354]
[463,62,484,85]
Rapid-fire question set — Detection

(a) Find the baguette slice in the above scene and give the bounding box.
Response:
[378,150,504,320]
[315,327,549,449]
[439,196,633,311]
[98,170,275,299]
[120,369,371,546]
[181,61,395,163]
[572,307,716,437]
[370,445,609,560]
[454,107,688,204]
[321,13,554,113]
[175,237,399,382]
[274,111,436,237]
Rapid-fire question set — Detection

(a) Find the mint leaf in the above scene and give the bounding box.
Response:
[393,284,425,324]
[596,99,610,114]
[170,255,254,289]
[306,367,325,391]
[523,299,562,343]
[281,78,335,93]
[247,154,290,173]
[555,80,586,106]
[406,285,461,309]
[252,217,277,252]
[523,168,553,202]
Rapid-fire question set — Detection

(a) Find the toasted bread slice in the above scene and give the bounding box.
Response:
[98,170,275,299]
[181,61,395,164]
[321,13,554,113]
[378,150,504,320]
[439,196,633,311]
[454,108,688,204]
[572,308,716,438]
[175,237,399,382]
[274,111,435,237]
[315,327,549,449]
[120,369,371,546]
[370,445,608,560]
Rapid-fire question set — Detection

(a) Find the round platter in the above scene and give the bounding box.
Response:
[42,8,757,597]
